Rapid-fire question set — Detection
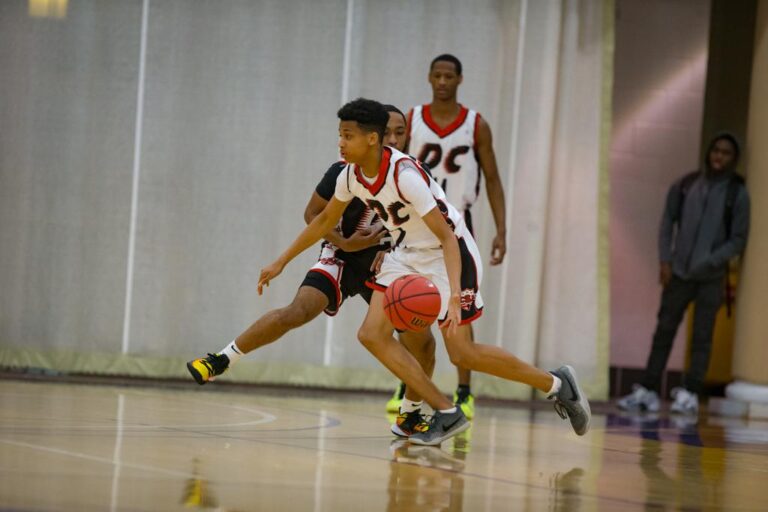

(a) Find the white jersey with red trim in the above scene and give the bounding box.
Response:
[408,104,481,211]
[334,147,469,250]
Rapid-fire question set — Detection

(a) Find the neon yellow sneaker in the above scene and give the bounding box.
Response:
[454,392,475,419]
[186,353,229,385]
[385,382,406,413]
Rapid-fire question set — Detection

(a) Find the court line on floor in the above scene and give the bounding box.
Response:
[0,391,280,432]
[0,439,196,479]
[0,418,277,433]
[0,395,341,441]
[90,388,282,430]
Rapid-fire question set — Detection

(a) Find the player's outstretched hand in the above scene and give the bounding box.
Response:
[442,293,461,336]
[344,226,386,252]
[490,233,506,265]
[258,260,285,295]
[370,249,389,274]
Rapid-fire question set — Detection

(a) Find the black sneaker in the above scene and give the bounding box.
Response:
[186,353,230,385]
[391,409,427,437]
[549,365,591,435]
[408,408,470,446]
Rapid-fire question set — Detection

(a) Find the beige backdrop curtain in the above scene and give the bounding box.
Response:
[0,0,612,400]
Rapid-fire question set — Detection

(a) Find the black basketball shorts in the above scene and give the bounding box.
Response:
[300,244,375,316]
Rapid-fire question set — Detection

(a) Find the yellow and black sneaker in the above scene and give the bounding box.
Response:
[390,409,428,437]
[385,382,406,413]
[186,353,229,385]
[454,391,475,420]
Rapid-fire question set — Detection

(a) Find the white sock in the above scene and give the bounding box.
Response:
[220,340,244,365]
[547,374,562,397]
[439,406,457,414]
[400,399,423,414]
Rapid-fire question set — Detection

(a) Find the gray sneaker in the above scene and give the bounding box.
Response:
[669,387,699,415]
[549,365,592,436]
[408,408,470,446]
[617,384,661,412]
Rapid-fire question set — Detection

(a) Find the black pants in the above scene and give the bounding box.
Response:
[641,275,723,395]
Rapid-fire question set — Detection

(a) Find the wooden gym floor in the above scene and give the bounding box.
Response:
[1,378,767,511]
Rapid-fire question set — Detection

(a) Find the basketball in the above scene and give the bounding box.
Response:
[383,274,442,331]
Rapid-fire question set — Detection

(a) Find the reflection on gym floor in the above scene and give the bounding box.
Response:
[1,379,767,511]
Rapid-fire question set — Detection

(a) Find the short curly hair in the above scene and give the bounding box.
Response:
[337,98,389,143]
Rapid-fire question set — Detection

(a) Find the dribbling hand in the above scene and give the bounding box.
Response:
[343,227,386,252]
[258,260,285,295]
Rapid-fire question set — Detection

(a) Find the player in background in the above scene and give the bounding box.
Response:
[387,54,507,418]
[187,108,436,433]
[257,98,590,446]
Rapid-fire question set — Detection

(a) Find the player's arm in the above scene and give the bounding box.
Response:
[258,197,348,294]
[304,192,384,252]
[304,192,348,248]
[422,208,462,333]
[475,116,507,265]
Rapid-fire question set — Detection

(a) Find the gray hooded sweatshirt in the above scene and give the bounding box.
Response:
[659,133,751,281]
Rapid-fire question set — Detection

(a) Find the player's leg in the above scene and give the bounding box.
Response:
[386,327,437,413]
[390,328,437,436]
[187,285,328,384]
[234,285,329,352]
[454,324,474,418]
[415,235,590,439]
[336,260,430,415]
[357,291,453,412]
[386,328,436,413]
[456,367,472,388]
[433,236,553,386]
[365,248,469,445]
[437,320,590,436]
[455,208,475,417]
[399,329,437,390]
[359,292,469,443]
[187,253,342,384]
[442,324,554,389]
[341,253,438,416]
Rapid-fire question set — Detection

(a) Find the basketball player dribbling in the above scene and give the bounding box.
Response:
[258,98,591,445]
[187,106,438,438]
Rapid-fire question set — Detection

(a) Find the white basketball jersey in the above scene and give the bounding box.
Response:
[335,147,469,250]
[408,104,481,211]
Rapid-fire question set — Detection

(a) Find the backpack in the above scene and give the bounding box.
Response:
[676,171,745,316]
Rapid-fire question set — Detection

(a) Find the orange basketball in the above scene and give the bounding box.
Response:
[383,274,441,331]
